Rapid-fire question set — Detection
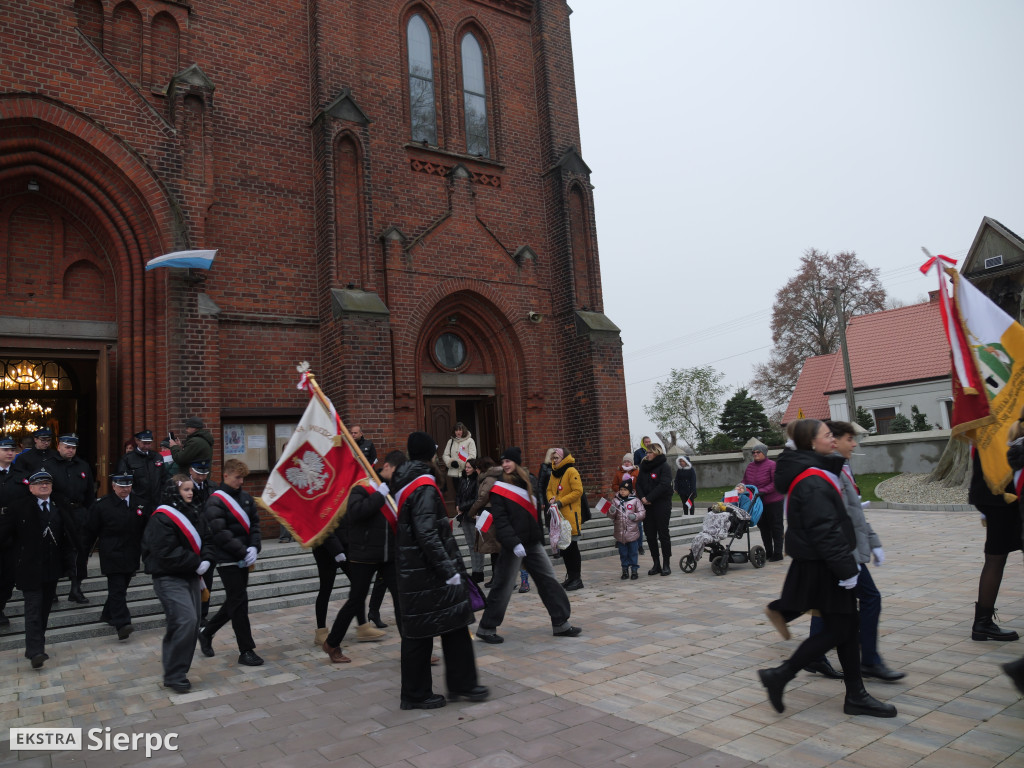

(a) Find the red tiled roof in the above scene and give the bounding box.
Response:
[822,300,949,393]
[782,353,837,423]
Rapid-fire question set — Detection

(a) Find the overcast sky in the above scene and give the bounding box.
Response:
[570,0,1024,449]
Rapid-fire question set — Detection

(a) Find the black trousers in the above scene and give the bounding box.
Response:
[23,581,58,659]
[368,563,401,632]
[313,545,346,629]
[400,625,477,703]
[785,609,863,694]
[0,546,16,612]
[327,561,377,646]
[98,572,133,628]
[758,501,785,559]
[205,565,255,652]
[643,507,672,562]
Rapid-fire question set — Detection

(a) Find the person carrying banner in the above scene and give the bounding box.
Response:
[198,459,264,666]
[758,419,896,718]
[142,475,216,692]
[319,453,405,663]
[476,447,582,645]
[392,432,487,709]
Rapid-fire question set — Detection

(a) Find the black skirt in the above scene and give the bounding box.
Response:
[777,559,857,615]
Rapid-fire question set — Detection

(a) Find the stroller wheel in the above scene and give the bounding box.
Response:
[711,555,728,576]
[751,545,767,569]
[680,554,697,574]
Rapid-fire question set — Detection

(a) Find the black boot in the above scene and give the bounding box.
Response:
[368,610,388,629]
[758,662,795,713]
[621,568,629,580]
[68,579,89,605]
[843,684,897,717]
[972,603,1020,641]
[647,554,662,576]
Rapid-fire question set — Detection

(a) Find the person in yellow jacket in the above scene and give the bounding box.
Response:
[546,448,584,591]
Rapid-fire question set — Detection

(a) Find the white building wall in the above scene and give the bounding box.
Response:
[827,377,952,430]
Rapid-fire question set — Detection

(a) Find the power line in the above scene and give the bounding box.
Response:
[626,344,772,387]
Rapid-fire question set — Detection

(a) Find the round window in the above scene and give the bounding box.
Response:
[434,333,467,370]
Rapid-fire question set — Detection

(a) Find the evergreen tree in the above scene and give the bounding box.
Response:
[910,405,932,432]
[855,406,875,432]
[889,413,913,433]
[718,388,772,445]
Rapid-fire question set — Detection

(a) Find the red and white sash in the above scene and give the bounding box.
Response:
[394,474,444,515]
[491,480,539,522]
[786,467,842,502]
[212,490,250,532]
[155,505,201,554]
[841,465,860,496]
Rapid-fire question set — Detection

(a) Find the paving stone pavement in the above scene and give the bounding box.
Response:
[1,509,1022,767]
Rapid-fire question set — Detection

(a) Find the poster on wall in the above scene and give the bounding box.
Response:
[224,425,245,455]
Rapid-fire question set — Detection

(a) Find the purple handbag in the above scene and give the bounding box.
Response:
[466,578,487,612]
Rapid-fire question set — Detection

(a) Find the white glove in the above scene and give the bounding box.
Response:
[242,546,257,567]
[871,547,885,565]
[377,482,389,497]
[334,552,346,563]
[861,501,871,509]
[196,560,210,576]
[446,573,461,586]
[838,573,859,589]
[513,543,526,558]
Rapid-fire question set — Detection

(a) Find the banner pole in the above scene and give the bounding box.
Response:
[304,369,398,513]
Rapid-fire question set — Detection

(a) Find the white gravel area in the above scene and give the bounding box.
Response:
[875,472,969,505]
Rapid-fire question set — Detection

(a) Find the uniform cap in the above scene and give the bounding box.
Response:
[111,472,134,487]
[0,437,16,449]
[29,470,53,484]
[58,433,79,446]
[33,427,53,438]
[134,430,154,442]
[190,460,211,474]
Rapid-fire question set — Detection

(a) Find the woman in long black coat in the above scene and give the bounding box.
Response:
[758,418,896,718]
[636,445,673,575]
[392,432,487,710]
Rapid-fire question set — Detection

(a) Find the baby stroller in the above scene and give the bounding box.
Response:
[679,484,767,575]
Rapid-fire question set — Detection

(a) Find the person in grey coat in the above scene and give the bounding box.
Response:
[803,420,904,682]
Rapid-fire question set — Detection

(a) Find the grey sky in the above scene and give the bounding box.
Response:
[570,0,1024,448]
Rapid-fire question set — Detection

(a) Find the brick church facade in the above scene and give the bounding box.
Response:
[1,0,628,510]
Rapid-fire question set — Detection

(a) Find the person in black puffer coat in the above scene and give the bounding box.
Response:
[197,459,263,667]
[81,471,151,640]
[636,444,673,575]
[393,432,487,710]
[758,419,896,719]
[142,475,216,692]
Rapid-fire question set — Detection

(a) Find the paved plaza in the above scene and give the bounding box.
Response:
[2,508,1023,767]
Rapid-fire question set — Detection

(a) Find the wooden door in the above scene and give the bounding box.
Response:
[425,397,456,459]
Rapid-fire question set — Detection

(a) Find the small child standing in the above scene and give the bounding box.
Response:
[610,480,646,580]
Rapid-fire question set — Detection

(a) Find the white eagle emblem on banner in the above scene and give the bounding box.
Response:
[284,442,333,499]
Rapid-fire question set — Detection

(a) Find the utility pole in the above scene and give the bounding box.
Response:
[831,286,856,421]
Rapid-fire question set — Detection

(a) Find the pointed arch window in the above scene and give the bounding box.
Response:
[407,14,437,145]
[460,33,488,157]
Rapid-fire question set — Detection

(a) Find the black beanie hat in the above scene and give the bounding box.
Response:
[619,478,634,492]
[407,431,436,462]
[500,446,522,465]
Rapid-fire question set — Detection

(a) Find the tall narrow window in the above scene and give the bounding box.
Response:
[461,34,488,157]
[407,15,437,145]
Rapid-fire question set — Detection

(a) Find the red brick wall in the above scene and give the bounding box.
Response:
[2,0,628,522]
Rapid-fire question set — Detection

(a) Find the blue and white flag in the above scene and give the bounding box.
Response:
[145,249,218,271]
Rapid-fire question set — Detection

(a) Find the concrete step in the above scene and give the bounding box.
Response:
[0,507,714,651]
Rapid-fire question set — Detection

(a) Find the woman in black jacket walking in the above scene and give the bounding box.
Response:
[393,432,487,710]
[142,476,216,692]
[636,445,673,575]
[758,419,896,718]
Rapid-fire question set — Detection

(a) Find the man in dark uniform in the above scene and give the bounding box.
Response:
[116,430,167,509]
[16,427,58,475]
[81,472,149,640]
[187,461,216,625]
[350,425,378,467]
[0,470,76,668]
[46,433,95,604]
[0,436,29,626]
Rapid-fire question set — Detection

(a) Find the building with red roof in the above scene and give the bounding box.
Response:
[783,297,951,433]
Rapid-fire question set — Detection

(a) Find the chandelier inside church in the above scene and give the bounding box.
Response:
[0,359,71,391]
[0,398,53,434]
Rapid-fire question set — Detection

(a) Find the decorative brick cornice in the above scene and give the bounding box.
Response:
[408,158,501,188]
[469,0,532,20]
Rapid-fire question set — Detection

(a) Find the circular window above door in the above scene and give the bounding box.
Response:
[433,332,467,371]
